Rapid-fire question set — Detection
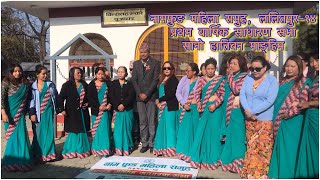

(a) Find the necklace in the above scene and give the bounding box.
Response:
[190,77,197,84]
[283,76,297,84]
[37,81,44,91]
[232,71,241,77]
[206,75,214,82]
[119,79,126,85]
[252,74,267,92]
[75,81,81,88]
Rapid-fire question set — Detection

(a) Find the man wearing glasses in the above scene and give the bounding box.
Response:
[131,43,160,153]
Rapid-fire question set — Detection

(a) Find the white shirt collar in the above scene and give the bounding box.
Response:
[141,58,150,64]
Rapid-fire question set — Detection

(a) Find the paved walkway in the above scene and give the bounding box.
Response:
[1,120,240,179]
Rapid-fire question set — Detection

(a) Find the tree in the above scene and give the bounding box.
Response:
[25,13,49,64]
[1,6,49,64]
[294,4,319,55]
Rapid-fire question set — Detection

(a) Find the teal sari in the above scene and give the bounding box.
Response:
[2,84,33,171]
[91,82,112,156]
[268,80,305,178]
[176,81,199,161]
[153,83,180,157]
[218,76,229,142]
[295,78,319,178]
[61,83,91,159]
[113,109,134,156]
[220,73,246,173]
[113,83,134,156]
[31,82,56,162]
[189,77,225,169]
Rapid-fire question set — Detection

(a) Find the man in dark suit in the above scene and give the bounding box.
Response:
[132,43,160,153]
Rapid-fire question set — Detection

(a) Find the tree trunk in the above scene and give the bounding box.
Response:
[40,34,46,65]
[25,13,50,65]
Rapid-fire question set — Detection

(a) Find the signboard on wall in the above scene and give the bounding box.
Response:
[102,8,148,27]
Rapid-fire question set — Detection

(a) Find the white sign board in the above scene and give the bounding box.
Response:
[87,156,198,179]
[76,169,166,179]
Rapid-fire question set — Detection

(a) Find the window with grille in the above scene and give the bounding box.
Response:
[135,24,198,80]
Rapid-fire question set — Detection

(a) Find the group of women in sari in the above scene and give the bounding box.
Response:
[58,65,137,159]
[2,53,318,179]
[1,64,135,171]
[152,54,318,179]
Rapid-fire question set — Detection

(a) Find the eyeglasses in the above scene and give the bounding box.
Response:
[249,67,264,72]
[162,67,172,71]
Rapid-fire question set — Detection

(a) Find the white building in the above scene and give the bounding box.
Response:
[3,1,317,92]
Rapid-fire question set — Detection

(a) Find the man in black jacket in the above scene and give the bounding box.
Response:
[131,43,160,153]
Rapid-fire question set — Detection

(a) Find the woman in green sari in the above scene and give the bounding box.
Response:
[58,67,91,159]
[88,67,113,157]
[295,54,319,178]
[189,58,226,170]
[29,65,58,162]
[110,66,135,156]
[217,57,231,153]
[175,63,201,161]
[1,64,33,171]
[153,61,179,157]
[220,55,248,174]
[268,55,310,179]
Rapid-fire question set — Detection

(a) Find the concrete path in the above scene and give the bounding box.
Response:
[1,120,240,179]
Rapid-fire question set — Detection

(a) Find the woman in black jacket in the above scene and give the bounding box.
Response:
[109,66,135,156]
[153,61,179,157]
[58,67,90,159]
[87,67,113,157]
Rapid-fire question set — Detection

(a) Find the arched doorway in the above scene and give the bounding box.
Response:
[69,33,114,79]
[135,24,198,79]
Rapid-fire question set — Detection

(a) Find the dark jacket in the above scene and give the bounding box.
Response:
[158,75,179,111]
[57,80,90,133]
[87,79,111,116]
[109,79,135,111]
[131,57,161,102]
